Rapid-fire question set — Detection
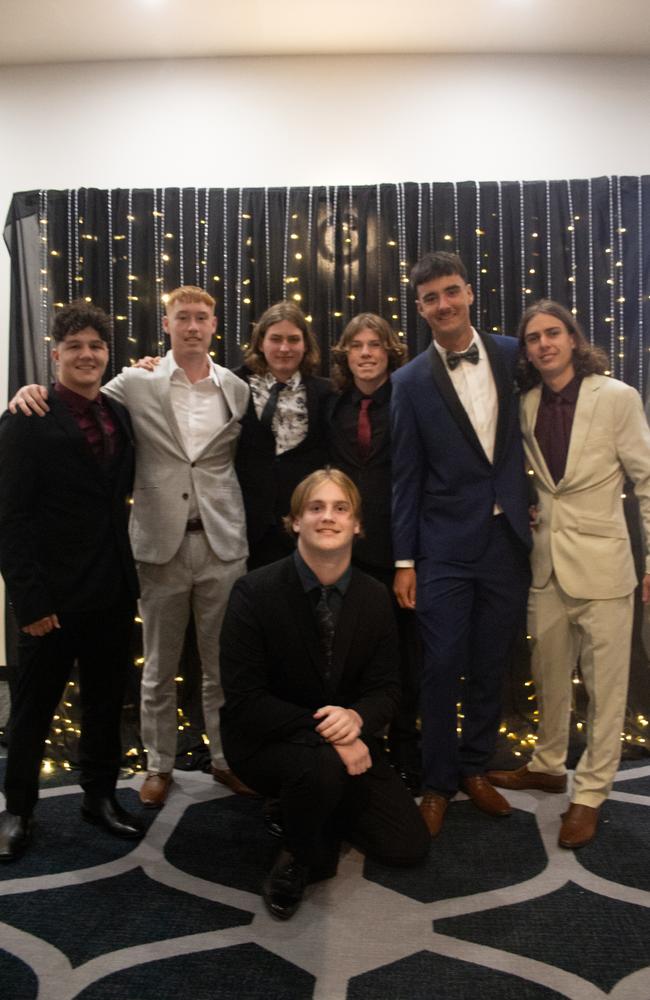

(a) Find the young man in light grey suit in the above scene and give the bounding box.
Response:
[488,300,650,848]
[11,287,251,807]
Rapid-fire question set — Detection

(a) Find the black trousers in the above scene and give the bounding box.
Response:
[235,741,430,872]
[4,600,135,816]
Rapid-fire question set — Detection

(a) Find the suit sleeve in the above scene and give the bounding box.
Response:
[390,376,426,561]
[349,584,401,736]
[220,578,324,746]
[0,412,54,627]
[614,386,650,574]
[101,368,132,406]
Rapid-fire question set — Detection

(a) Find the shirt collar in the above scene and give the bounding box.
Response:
[167,350,221,387]
[349,379,391,406]
[261,370,302,391]
[541,374,582,405]
[433,327,481,362]
[54,381,102,412]
[293,549,352,596]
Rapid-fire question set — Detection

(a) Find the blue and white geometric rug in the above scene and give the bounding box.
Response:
[1,764,650,1000]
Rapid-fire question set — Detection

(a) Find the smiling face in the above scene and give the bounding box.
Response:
[260,321,306,381]
[52,327,109,398]
[345,327,390,394]
[415,272,474,350]
[523,311,576,390]
[293,479,360,562]
[163,298,217,364]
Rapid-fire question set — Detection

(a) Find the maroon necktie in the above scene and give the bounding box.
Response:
[357,398,372,459]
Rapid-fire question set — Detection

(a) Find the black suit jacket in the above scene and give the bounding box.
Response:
[234,367,332,545]
[219,556,400,765]
[0,394,138,628]
[325,382,393,570]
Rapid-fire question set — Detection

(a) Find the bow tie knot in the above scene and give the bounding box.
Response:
[446,343,480,371]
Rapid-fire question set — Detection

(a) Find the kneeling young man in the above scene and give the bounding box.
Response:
[219,469,429,919]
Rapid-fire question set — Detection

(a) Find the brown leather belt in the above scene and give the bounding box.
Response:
[186,518,204,532]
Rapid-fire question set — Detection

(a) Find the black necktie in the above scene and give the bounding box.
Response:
[315,586,335,671]
[260,381,287,429]
[446,343,480,371]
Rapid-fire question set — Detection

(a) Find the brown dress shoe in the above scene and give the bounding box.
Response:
[460,775,511,816]
[419,792,449,837]
[212,766,259,798]
[139,772,172,808]
[558,803,600,849]
[486,764,567,793]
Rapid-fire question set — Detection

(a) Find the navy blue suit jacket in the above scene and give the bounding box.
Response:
[390,332,531,578]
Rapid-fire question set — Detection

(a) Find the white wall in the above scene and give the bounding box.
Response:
[0,51,649,657]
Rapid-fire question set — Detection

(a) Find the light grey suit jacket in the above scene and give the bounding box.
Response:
[521,373,650,600]
[104,352,249,565]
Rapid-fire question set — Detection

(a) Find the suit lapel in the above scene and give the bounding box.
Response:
[562,377,600,483]
[329,571,362,690]
[427,343,485,460]
[521,386,555,491]
[49,396,104,482]
[157,377,189,457]
[286,565,332,687]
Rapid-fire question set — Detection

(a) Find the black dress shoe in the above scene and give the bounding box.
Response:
[81,795,144,840]
[0,811,33,861]
[263,798,284,839]
[394,766,423,797]
[262,850,308,920]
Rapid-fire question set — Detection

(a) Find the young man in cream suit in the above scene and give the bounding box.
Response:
[488,300,650,848]
[10,287,251,807]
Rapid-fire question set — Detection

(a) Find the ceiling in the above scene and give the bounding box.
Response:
[1,0,650,65]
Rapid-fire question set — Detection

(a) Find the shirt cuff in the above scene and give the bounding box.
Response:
[395,560,415,569]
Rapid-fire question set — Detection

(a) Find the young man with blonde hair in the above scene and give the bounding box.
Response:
[220,468,429,920]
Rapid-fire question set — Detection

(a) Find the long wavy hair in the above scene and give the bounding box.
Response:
[516,299,609,391]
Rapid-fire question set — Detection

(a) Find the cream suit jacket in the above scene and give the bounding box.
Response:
[103,352,249,565]
[521,373,650,600]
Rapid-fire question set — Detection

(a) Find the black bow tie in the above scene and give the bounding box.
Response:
[446,343,480,371]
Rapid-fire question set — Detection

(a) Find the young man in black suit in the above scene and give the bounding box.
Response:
[219,469,429,920]
[327,314,421,792]
[0,302,142,860]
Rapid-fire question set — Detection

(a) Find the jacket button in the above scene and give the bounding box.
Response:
[182,493,189,500]
[191,461,196,468]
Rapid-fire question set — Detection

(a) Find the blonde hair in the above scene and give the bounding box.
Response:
[283,468,363,534]
[165,285,216,312]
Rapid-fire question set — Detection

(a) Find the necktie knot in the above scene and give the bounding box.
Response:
[446,343,479,371]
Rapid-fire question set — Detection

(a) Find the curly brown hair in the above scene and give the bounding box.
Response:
[243,301,321,376]
[516,299,609,391]
[52,300,112,344]
[330,313,407,392]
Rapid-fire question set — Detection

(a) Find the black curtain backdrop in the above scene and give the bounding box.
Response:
[4,180,650,773]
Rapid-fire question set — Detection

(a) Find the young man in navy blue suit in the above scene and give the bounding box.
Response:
[391,252,531,836]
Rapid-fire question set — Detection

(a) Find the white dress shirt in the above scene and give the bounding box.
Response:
[433,328,498,463]
[169,354,230,518]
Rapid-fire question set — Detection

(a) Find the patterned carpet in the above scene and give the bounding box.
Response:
[1,763,650,1000]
